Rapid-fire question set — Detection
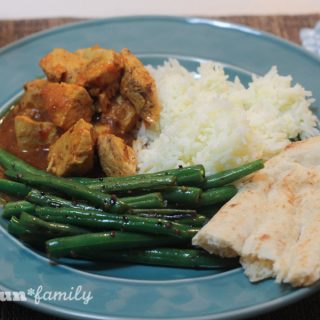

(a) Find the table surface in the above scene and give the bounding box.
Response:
[0,15,320,320]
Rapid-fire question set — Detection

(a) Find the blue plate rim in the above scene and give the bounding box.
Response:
[0,280,318,320]
[0,15,319,320]
[1,15,320,64]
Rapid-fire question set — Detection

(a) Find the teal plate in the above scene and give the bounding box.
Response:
[0,16,319,320]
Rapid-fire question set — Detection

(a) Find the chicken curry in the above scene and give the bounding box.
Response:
[0,45,161,177]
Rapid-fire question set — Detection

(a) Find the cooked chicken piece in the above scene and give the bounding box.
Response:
[75,46,123,95]
[41,82,93,131]
[39,46,123,97]
[96,95,138,134]
[97,91,111,113]
[105,95,138,134]
[97,133,136,176]
[39,48,86,83]
[120,48,160,127]
[47,119,96,176]
[96,82,120,113]
[20,79,48,109]
[93,123,113,137]
[18,79,49,120]
[14,115,57,150]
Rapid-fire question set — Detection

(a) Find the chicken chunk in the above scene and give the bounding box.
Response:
[20,79,48,109]
[120,48,160,127]
[75,46,123,95]
[39,48,86,83]
[18,79,49,120]
[39,46,123,97]
[97,133,136,176]
[14,115,57,150]
[95,81,120,113]
[104,95,138,134]
[93,123,113,137]
[97,91,111,113]
[41,82,93,131]
[47,119,96,176]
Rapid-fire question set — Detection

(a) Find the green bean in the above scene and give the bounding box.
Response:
[198,186,237,207]
[88,175,177,193]
[131,208,198,217]
[131,209,206,226]
[82,248,240,269]
[46,232,185,258]
[130,208,204,224]
[73,164,206,187]
[70,177,103,185]
[8,216,32,237]
[120,193,164,209]
[34,207,198,240]
[7,216,47,247]
[0,179,31,198]
[27,189,164,211]
[5,170,128,213]
[132,215,206,227]
[27,189,165,212]
[70,176,147,185]
[134,212,192,221]
[175,216,207,227]
[0,148,48,176]
[170,165,206,186]
[205,160,264,188]
[125,199,163,209]
[2,200,35,219]
[26,189,98,211]
[19,212,89,237]
[162,186,202,205]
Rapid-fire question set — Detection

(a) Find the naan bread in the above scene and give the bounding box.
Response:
[193,136,320,286]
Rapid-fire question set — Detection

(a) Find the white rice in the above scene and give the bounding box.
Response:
[134,59,319,174]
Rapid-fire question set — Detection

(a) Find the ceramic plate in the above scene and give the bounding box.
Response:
[0,16,319,320]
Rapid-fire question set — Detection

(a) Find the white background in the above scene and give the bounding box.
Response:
[2,0,320,19]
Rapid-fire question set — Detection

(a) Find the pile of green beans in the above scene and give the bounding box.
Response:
[0,148,263,269]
